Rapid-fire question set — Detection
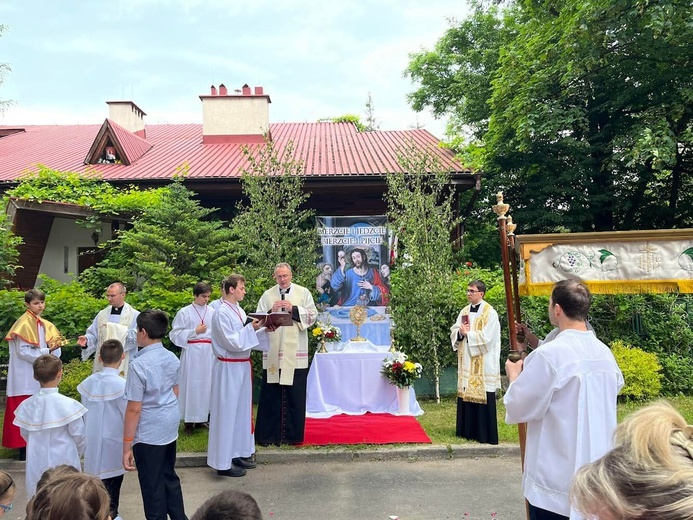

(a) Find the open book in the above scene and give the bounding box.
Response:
[248,311,294,327]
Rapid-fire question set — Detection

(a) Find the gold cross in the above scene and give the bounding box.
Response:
[269,365,278,375]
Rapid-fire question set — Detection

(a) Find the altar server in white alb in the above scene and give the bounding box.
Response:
[207,274,269,477]
[449,279,501,444]
[77,339,127,520]
[2,289,63,459]
[169,281,215,433]
[504,280,624,520]
[13,354,87,497]
[79,282,139,377]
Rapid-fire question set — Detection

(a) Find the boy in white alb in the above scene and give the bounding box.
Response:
[208,274,269,477]
[169,282,215,433]
[2,289,64,460]
[77,338,127,520]
[13,354,87,497]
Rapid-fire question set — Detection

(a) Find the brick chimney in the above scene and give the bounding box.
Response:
[105,101,147,138]
[199,84,271,144]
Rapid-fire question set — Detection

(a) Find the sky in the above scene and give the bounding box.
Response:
[0,1,470,139]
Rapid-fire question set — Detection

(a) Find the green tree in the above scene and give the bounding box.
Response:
[0,24,11,114]
[80,177,235,293]
[364,92,379,131]
[0,210,22,286]
[406,0,693,234]
[385,144,461,402]
[229,140,319,307]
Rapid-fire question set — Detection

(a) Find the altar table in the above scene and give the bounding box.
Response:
[306,351,423,418]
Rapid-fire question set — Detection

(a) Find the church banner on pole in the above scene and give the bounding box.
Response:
[516,229,693,295]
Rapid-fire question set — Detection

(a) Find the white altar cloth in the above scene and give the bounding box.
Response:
[306,351,424,418]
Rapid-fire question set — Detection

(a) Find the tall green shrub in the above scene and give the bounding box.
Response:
[229,140,319,309]
[611,340,662,400]
[386,144,461,402]
[80,177,236,293]
[0,210,22,287]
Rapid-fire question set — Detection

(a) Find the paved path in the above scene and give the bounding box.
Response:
[3,446,527,520]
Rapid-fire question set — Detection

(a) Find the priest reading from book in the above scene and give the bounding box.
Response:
[255,262,317,446]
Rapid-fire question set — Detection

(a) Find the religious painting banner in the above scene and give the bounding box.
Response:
[316,216,392,307]
[516,229,693,295]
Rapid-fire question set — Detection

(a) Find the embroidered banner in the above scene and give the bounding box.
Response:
[516,229,693,295]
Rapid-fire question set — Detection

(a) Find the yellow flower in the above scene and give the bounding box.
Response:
[403,361,415,372]
[312,328,323,337]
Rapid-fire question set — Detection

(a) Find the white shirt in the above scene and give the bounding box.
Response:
[504,329,624,518]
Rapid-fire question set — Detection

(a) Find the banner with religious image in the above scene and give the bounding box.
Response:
[516,229,693,295]
[316,216,392,308]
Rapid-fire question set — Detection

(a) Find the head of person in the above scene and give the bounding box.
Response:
[571,401,693,520]
[0,471,15,517]
[27,472,110,520]
[321,263,333,276]
[222,274,246,302]
[191,490,262,520]
[33,354,62,386]
[136,310,169,344]
[193,282,213,306]
[466,280,486,305]
[35,465,80,495]
[350,248,368,268]
[105,282,127,309]
[273,263,293,289]
[549,280,591,326]
[380,264,390,278]
[98,339,124,367]
[24,288,46,316]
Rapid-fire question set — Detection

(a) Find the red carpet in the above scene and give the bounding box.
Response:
[301,413,432,446]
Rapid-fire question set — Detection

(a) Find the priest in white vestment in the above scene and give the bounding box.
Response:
[255,262,317,446]
[169,282,216,432]
[450,279,501,444]
[504,280,624,520]
[79,282,139,377]
[207,274,269,478]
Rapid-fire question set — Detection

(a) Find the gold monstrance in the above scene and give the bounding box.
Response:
[349,305,367,341]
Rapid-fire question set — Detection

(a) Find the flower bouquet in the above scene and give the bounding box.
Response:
[381,351,423,389]
[312,321,342,352]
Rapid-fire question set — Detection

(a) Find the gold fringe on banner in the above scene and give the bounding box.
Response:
[519,279,693,296]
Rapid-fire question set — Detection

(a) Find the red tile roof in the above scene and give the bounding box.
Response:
[0,122,471,183]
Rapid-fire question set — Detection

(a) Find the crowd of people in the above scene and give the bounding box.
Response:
[1,267,692,519]
[1,262,317,519]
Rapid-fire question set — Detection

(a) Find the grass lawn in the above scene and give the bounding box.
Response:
[3,395,693,457]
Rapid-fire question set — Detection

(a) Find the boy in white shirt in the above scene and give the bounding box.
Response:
[77,339,127,520]
[13,354,87,497]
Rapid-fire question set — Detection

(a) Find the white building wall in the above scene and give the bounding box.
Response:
[36,219,112,285]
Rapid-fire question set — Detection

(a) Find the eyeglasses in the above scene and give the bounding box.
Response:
[0,503,13,513]
[467,289,482,293]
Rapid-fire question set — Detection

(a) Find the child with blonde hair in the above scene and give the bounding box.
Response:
[571,400,693,519]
